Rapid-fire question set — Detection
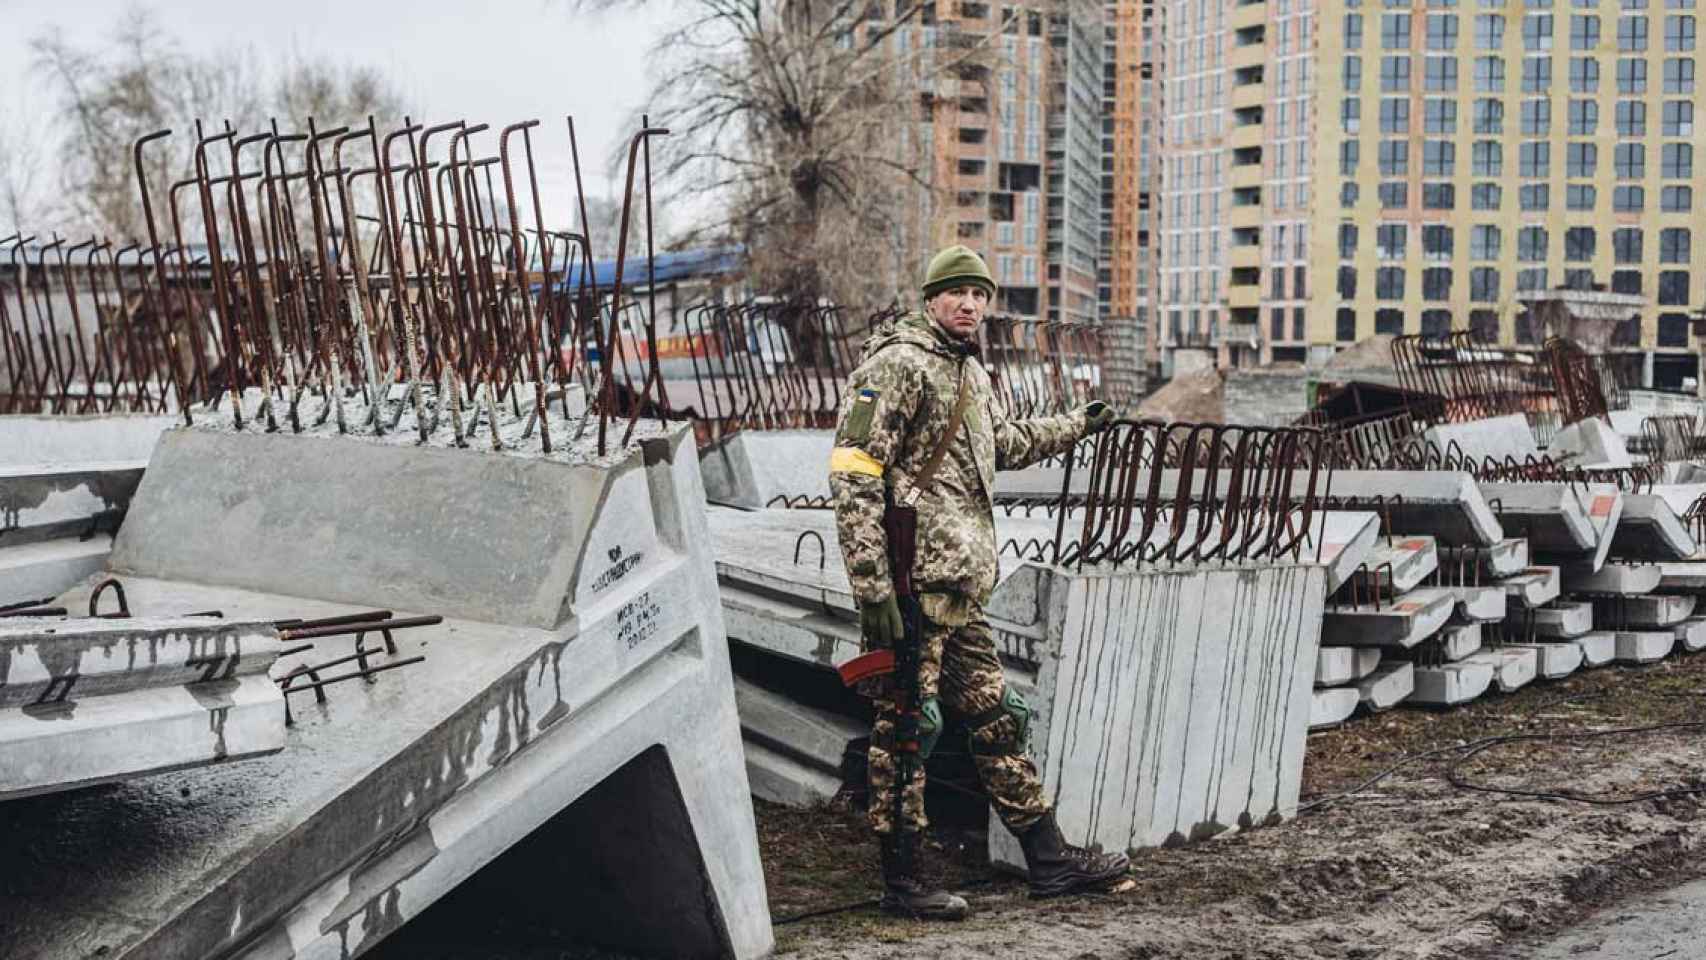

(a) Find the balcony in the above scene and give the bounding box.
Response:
[1231,80,1266,110]
[1228,284,1261,309]
[1230,41,1265,70]
[1230,243,1262,268]
[1232,0,1266,30]
[1231,163,1264,190]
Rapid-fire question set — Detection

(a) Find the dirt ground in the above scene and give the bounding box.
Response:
[759,649,1706,959]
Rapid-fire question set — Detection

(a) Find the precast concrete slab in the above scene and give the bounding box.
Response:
[1425,414,1539,464]
[1573,632,1618,667]
[984,561,1328,869]
[734,679,861,807]
[1310,686,1359,730]
[1657,561,1706,593]
[1675,616,1706,652]
[1411,660,1496,706]
[720,581,862,669]
[0,537,110,606]
[1477,483,1602,556]
[1464,647,1538,693]
[0,424,774,960]
[0,672,282,800]
[1610,593,1697,627]
[1356,661,1414,712]
[1321,590,1455,648]
[1003,469,1500,548]
[1501,567,1563,608]
[1615,631,1677,664]
[1531,601,1595,638]
[1545,416,1634,469]
[1315,646,1382,686]
[1314,511,1383,594]
[1649,483,1706,521]
[1580,484,1626,573]
[700,429,834,508]
[1505,641,1584,679]
[1566,561,1663,596]
[0,461,146,547]
[1439,539,1530,579]
[0,413,176,466]
[1420,585,1506,622]
[1612,495,1698,560]
[0,616,280,708]
[1393,622,1483,663]
[1352,535,1438,594]
[1333,471,1503,547]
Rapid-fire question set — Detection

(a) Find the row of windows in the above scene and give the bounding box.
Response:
[1335,265,1694,303]
[1340,0,1697,10]
[1344,52,1698,94]
[1333,308,1697,350]
[1341,180,1696,212]
[1346,138,1696,178]
[1342,96,1698,136]
[1337,222,1694,262]
[1347,10,1698,51]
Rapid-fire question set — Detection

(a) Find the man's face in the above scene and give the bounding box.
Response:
[927,285,990,340]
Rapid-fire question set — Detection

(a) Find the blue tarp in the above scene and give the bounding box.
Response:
[554,246,743,292]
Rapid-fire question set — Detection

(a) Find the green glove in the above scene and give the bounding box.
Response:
[1082,400,1115,435]
[860,595,904,649]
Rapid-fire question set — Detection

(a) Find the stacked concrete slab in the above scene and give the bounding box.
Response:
[0,414,175,604]
[0,423,772,960]
[707,497,1376,867]
[0,616,285,799]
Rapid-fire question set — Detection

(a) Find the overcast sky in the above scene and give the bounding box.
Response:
[0,0,682,236]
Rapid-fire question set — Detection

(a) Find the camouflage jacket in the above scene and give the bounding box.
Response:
[828,311,1087,613]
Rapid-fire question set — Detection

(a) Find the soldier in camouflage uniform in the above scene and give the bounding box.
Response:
[828,245,1129,920]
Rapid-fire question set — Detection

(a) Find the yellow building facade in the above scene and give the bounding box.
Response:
[1309,0,1706,384]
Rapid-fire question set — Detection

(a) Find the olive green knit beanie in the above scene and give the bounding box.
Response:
[921,245,997,300]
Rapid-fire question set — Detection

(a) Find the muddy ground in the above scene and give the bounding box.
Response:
[760,650,1706,959]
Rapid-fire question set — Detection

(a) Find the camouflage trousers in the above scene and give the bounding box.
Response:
[866,601,1049,836]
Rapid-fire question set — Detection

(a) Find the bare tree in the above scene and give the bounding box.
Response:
[0,101,51,231]
[30,7,407,242]
[579,0,1000,308]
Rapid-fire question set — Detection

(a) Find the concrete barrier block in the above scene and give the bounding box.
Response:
[1506,641,1584,679]
[1568,561,1663,596]
[5,425,774,960]
[1479,482,1601,555]
[1315,646,1382,686]
[1356,661,1414,712]
[1614,593,1697,627]
[1465,647,1537,693]
[1500,566,1563,608]
[1411,660,1495,706]
[1532,601,1595,638]
[1615,631,1676,664]
[1425,414,1539,464]
[700,429,834,508]
[1573,631,1618,667]
[1675,616,1706,652]
[1613,495,1697,561]
[987,562,1327,868]
[1353,536,1437,594]
[1322,590,1455,648]
[1657,561,1706,593]
[1310,687,1359,729]
[1545,417,1633,469]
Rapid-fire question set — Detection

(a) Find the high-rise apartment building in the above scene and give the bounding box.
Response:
[1106,0,1161,386]
[880,2,1103,322]
[1146,0,1706,387]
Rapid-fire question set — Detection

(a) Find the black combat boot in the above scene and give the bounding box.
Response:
[879,831,969,920]
[1016,812,1130,898]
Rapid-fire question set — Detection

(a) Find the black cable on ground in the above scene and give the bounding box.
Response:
[1299,716,1706,814]
[773,898,883,926]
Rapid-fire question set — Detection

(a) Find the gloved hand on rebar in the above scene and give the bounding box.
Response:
[1081,401,1115,435]
[860,594,904,649]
